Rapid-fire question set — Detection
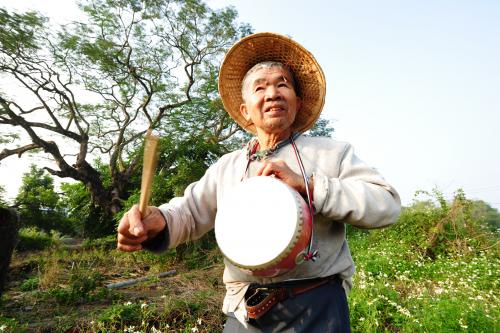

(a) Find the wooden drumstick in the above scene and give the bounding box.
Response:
[139,129,160,219]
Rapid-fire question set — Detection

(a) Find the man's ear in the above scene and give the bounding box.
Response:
[296,96,302,113]
[240,103,251,121]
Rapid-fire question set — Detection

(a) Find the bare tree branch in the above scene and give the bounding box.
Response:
[0,143,40,160]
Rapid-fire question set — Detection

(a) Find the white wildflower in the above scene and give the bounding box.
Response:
[124,301,133,306]
[0,325,7,332]
[141,302,148,309]
[191,327,199,332]
[459,318,468,329]
[197,318,202,325]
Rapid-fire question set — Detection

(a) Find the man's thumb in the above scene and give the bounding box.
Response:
[132,224,145,237]
[128,205,146,237]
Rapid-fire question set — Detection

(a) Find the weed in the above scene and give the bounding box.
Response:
[49,271,107,305]
[2,191,498,332]
[19,277,38,291]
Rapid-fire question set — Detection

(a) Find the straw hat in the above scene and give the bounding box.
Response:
[218,32,326,134]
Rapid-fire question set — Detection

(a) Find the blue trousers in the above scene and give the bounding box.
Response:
[223,277,351,333]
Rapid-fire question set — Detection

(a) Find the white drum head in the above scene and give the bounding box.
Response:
[215,176,301,269]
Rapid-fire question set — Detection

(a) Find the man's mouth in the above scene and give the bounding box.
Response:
[265,105,286,113]
[267,107,283,112]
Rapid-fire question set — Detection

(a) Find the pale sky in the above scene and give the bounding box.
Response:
[1,0,499,209]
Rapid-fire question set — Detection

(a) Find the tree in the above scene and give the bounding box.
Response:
[14,164,67,233]
[306,118,334,138]
[471,200,500,233]
[0,1,252,232]
[0,185,8,208]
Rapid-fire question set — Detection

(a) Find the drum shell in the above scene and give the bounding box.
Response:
[244,201,312,277]
[215,176,312,277]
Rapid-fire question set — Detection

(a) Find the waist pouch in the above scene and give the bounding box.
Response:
[245,275,340,320]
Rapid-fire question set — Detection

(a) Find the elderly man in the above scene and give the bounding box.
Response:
[118,33,401,332]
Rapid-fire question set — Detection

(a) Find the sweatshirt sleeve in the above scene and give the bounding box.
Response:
[156,159,220,249]
[312,143,401,229]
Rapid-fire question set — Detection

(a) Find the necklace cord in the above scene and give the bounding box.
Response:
[242,133,319,261]
[290,134,318,262]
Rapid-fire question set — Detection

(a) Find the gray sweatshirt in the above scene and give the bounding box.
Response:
[155,135,401,320]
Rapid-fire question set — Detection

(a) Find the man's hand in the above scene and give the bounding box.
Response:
[256,159,313,197]
[117,205,166,252]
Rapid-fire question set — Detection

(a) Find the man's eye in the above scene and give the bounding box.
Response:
[254,86,264,92]
[278,83,289,88]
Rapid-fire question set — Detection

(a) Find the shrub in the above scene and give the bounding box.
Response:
[369,189,496,260]
[19,277,39,292]
[0,316,26,333]
[82,234,117,251]
[95,302,142,329]
[16,227,53,252]
[49,271,107,305]
[348,189,499,333]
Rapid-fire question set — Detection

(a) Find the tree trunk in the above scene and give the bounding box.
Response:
[0,208,19,296]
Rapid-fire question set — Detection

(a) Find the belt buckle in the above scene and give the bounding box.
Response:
[246,287,273,306]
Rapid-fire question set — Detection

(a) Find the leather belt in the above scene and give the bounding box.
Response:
[245,275,340,320]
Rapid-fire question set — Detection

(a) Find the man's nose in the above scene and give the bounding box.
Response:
[264,85,282,101]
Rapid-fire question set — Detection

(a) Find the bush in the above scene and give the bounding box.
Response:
[19,277,39,292]
[368,189,496,260]
[16,227,53,252]
[0,315,26,333]
[82,234,117,251]
[49,271,107,305]
[348,189,499,332]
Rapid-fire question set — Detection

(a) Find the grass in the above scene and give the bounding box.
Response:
[347,189,499,332]
[1,239,226,332]
[348,232,498,332]
[0,191,498,332]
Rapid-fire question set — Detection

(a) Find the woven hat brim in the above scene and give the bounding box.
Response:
[218,32,326,134]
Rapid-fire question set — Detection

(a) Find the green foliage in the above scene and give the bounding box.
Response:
[95,302,142,330]
[471,199,500,232]
[82,234,118,251]
[0,8,46,53]
[118,134,229,221]
[19,277,39,292]
[1,237,225,331]
[14,165,69,234]
[59,182,92,236]
[0,316,26,333]
[0,133,20,145]
[306,117,335,138]
[348,188,499,332]
[16,227,53,252]
[1,0,251,234]
[175,230,221,269]
[0,185,8,208]
[3,198,496,332]
[89,292,222,332]
[49,271,107,305]
[371,188,497,260]
[59,180,117,238]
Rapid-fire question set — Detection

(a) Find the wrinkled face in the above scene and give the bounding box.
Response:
[240,67,301,136]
